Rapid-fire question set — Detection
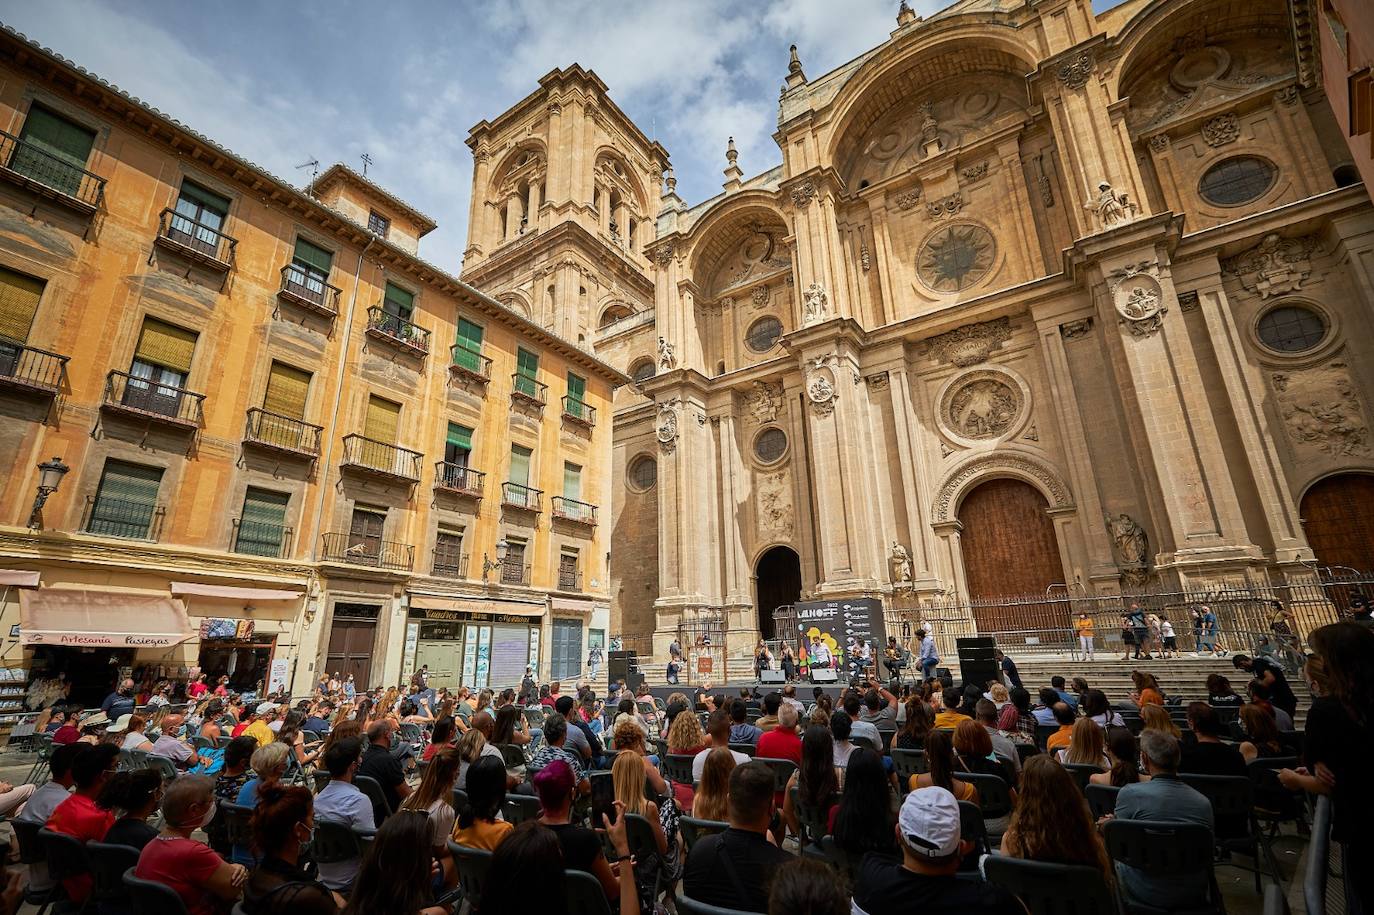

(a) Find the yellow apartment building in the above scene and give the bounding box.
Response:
[0,26,623,715]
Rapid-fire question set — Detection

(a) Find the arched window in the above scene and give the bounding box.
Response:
[599,303,634,328]
[630,359,655,384]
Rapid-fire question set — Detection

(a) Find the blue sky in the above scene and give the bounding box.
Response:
[4,0,1127,269]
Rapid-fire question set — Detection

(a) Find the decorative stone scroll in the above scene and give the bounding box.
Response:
[926,193,965,219]
[1177,291,1200,312]
[1202,112,1240,147]
[1222,233,1321,299]
[931,452,1072,524]
[1060,318,1093,340]
[894,190,921,210]
[917,316,1012,367]
[653,243,675,266]
[789,181,817,208]
[1057,51,1095,90]
[960,162,989,183]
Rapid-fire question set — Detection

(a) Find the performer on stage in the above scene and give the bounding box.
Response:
[754,640,774,679]
[781,644,798,682]
[1074,612,1095,660]
[809,634,832,671]
[883,636,908,682]
[849,638,873,682]
[916,628,939,680]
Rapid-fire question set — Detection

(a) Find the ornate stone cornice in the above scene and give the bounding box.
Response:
[0,528,312,583]
[916,316,1012,366]
[931,452,1073,524]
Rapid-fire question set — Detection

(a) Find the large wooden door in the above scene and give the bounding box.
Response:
[326,613,376,688]
[958,478,1064,629]
[1301,474,1374,573]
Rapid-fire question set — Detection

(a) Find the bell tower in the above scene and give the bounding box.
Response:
[461,65,668,353]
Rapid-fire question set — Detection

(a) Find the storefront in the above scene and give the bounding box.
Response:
[402,595,545,691]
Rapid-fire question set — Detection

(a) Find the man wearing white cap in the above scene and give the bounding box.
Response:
[852,787,1022,915]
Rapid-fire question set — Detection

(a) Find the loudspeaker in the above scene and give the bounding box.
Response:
[624,671,645,693]
[608,650,638,684]
[956,636,999,689]
[810,668,838,683]
[759,670,785,684]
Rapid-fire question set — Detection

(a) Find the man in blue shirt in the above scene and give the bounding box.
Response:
[1050,676,1078,711]
[727,699,763,746]
[1109,731,1214,910]
[917,629,939,681]
[100,679,136,720]
[994,650,1021,688]
[313,736,375,892]
[303,701,333,734]
[1031,688,1060,725]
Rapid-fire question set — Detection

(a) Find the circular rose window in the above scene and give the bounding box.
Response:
[1256,304,1326,353]
[917,224,995,293]
[753,428,788,463]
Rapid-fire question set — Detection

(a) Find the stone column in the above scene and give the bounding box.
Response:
[654,381,718,609]
[599,189,611,232]
[526,180,541,230]
[716,412,752,607]
[885,363,941,588]
[544,101,565,206]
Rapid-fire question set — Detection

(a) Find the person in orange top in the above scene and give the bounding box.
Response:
[932,687,971,730]
[452,756,513,851]
[1044,703,1076,754]
[46,743,119,903]
[1130,670,1165,708]
[1074,612,1096,660]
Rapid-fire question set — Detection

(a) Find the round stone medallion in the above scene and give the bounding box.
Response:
[942,371,1023,441]
[917,223,995,293]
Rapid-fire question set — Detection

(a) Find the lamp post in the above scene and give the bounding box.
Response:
[28,456,70,530]
[481,537,510,583]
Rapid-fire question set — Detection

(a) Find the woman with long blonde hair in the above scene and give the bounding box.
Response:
[1140,703,1180,738]
[1058,716,1109,768]
[1003,755,1113,882]
[691,747,736,820]
[456,727,491,790]
[612,720,669,797]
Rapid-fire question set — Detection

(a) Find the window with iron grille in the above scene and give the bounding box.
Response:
[88,460,162,539]
[236,488,290,557]
[502,539,527,584]
[15,105,96,197]
[628,455,657,491]
[630,359,655,384]
[1198,156,1277,207]
[1257,305,1326,353]
[754,427,788,464]
[368,210,390,237]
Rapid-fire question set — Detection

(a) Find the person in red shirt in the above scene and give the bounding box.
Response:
[135,775,247,915]
[51,709,82,745]
[187,674,208,700]
[46,743,119,903]
[755,702,803,824]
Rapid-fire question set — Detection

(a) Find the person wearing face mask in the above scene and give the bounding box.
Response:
[242,783,342,913]
[134,775,248,915]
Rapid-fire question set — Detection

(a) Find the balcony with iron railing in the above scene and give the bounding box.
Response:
[551,497,598,526]
[366,307,430,356]
[432,550,470,580]
[449,344,493,385]
[278,264,341,317]
[0,129,106,213]
[500,559,532,586]
[154,208,237,270]
[0,340,68,397]
[340,434,422,483]
[561,396,595,427]
[243,408,322,458]
[231,519,294,559]
[320,532,414,571]
[434,461,484,497]
[102,370,205,428]
[83,496,165,541]
[557,568,583,592]
[501,482,543,512]
[510,373,548,407]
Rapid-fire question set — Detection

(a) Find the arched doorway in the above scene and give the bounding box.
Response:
[958,478,1064,630]
[1301,473,1374,573]
[755,546,802,640]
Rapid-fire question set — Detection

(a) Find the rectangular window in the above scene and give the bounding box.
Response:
[368,210,390,237]
[262,362,311,420]
[170,181,231,256]
[288,237,333,299]
[502,538,528,585]
[126,318,197,417]
[558,550,579,591]
[445,422,473,466]
[515,347,539,398]
[565,372,587,419]
[0,267,45,345]
[383,282,414,320]
[563,462,582,501]
[363,395,401,443]
[87,460,163,539]
[236,488,290,557]
[134,318,197,374]
[434,529,465,577]
[509,444,532,487]
[453,318,484,373]
[14,104,96,197]
[347,506,386,560]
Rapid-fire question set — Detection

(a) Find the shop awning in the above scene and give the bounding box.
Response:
[170,582,304,602]
[550,596,594,613]
[408,594,544,617]
[0,570,39,588]
[19,589,193,648]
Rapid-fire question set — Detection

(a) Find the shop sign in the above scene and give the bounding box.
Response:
[408,606,536,624]
[267,658,290,693]
[200,618,256,640]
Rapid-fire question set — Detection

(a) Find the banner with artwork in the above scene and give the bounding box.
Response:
[792,597,885,677]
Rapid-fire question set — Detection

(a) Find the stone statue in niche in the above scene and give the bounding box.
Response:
[1105,512,1149,566]
[802,283,829,325]
[1084,181,1137,228]
[657,337,676,371]
[890,542,913,585]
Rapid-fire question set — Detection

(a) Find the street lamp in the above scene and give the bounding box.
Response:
[481,537,510,583]
[28,456,70,530]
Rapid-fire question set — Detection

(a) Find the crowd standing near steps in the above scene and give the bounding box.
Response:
[0,621,1365,915]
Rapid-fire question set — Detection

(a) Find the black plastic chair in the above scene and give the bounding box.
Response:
[502,793,543,825]
[788,783,836,846]
[678,815,727,852]
[41,828,92,897]
[88,840,140,914]
[1063,763,1104,794]
[677,891,757,915]
[1035,723,1058,750]
[452,786,470,816]
[218,800,255,861]
[982,855,1117,915]
[663,753,696,785]
[310,819,367,867]
[1247,757,1304,833]
[961,771,1014,821]
[353,774,393,823]
[727,741,757,757]
[567,869,613,915]
[1103,819,1224,915]
[122,866,191,915]
[1015,743,1041,764]
[624,812,666,901]
[755,757,797,794]
[447,840,493,911]
[1085,783,1120,820]
[25,733,53,785]
[497,743,528,769]
[1179,773,1282,892]
[12,819,60,915]
[878,727,896,754]
[891,748,926,787]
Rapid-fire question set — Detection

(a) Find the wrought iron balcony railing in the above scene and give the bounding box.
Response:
[500,560,532,586]
[449,344,493,384]
[0,339,68,396]
[102,370,205,427]
[320,532,414,571]
[0,129,105,211]
[432,550,470,579]
[561,396,595,427]
[366,306,431,356]
[511,373,547,405]
[552,496,598,526]
[340,434,422,482]
[501,482,542,512]
[558,568,583,592]
[434,461,484,497]
[155,208,237,268]
[244,408,322,457]
[83,496,164,541]
[231,519,293,559]
[278,264,341,316]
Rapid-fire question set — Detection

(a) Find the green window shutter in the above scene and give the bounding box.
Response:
[384,282,415,317]
[563,462,582,500]
[509,445,532,486]
[453,318,484,372]
[566,372,585,401]
[517,348,539,378]
[134,318,198,374]
[237,488,290,556]
[263,362,311,419]
[177,182,230,218]
[0,267,45,343]
[446,423,473,451]
[364,395,401,442]
[19,105,95,167]
[292,238,333,275]
[89,460,162,538]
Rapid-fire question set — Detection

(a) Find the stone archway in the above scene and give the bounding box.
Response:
[1301,473,1374,573]
[755,546,802,641]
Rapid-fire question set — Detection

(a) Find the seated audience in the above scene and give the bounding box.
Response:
[120,714,155,751]
[1238,703,1288,763]
[237,742,291,808]
[1246,680,1295,730]
[357,719,412,813]
[831,747,897,857]
[340,810,447,915]
[1091,729,1148,788]
[528,714,590,796]
[974,699,1021,776]
[452,755,512,850]
[611,720,670,798]
[534,759,619,900]
[933,688,971,729]
[1130,670,1164,708]
[214,735,257,806]
[242,783,341,914]
[996,688,1037,744]
[46,743,119,903]
[1031,689,1060,726]
[692,711,752,782]
[135,775,248,915]
[1180,702,1245,775]
[684,762,793,913]
[768,858,850,915]
[313,736,375,892]
[692,747,736,821]
[400,745,459,875]
[1080,689,1125,729]
[783,725,840,839]
[1206,674,1243,708]
[99,768,163,850]
[19,742,85,897]
[1140,704,1180,739]
[483,822,569,915]
[756,702,802,764]
[1058,717,1110,769]
[897,699,934,750]
[831,711,858,768]
[612,748,676,904]
[1003,755,1113,882]
[422,715,456,762]
[1045,703,1076,753]
[1051,676,1079,711]
[851,787,1022,915]
[909,729,977,803]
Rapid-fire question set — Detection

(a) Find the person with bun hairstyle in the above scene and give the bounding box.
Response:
[98,768,163,850]
[242,783,341,914]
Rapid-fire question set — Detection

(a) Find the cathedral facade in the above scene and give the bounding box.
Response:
[461,0,1374,677]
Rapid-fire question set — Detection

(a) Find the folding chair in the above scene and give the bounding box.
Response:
[452,786,470,816]
[663,753,696,786]
[677,892,756,915]
[567,869,614,915]
[447,841,493,911]
[1085,783,1120,820]
[12,819,61,915]
[144,754,179,781]
[123,867,191,915]
[957,800,989,871]
[88,840,140,914]
[1103,819,1225,915]
[678,815,727,852]
[25,733,54,785]
[40,828,92,901]
[788,783,836,846]
[961,772,1014,823]
[309,819,368,874]
[354,774,393,823]
[890,748,926,788]
[727,741,757,757]
[1063,763,1104,794]
[754,757,797,795]
[1180,773,1283,892]
[502,793,543,825]
[982,854,1117,915]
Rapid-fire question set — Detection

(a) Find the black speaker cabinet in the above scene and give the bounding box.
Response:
[956,636,999,689]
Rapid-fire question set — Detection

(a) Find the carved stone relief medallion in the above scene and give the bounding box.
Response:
[941,369,1024,441]
[1108,263,1167,338]
[1271,362,1371,456]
